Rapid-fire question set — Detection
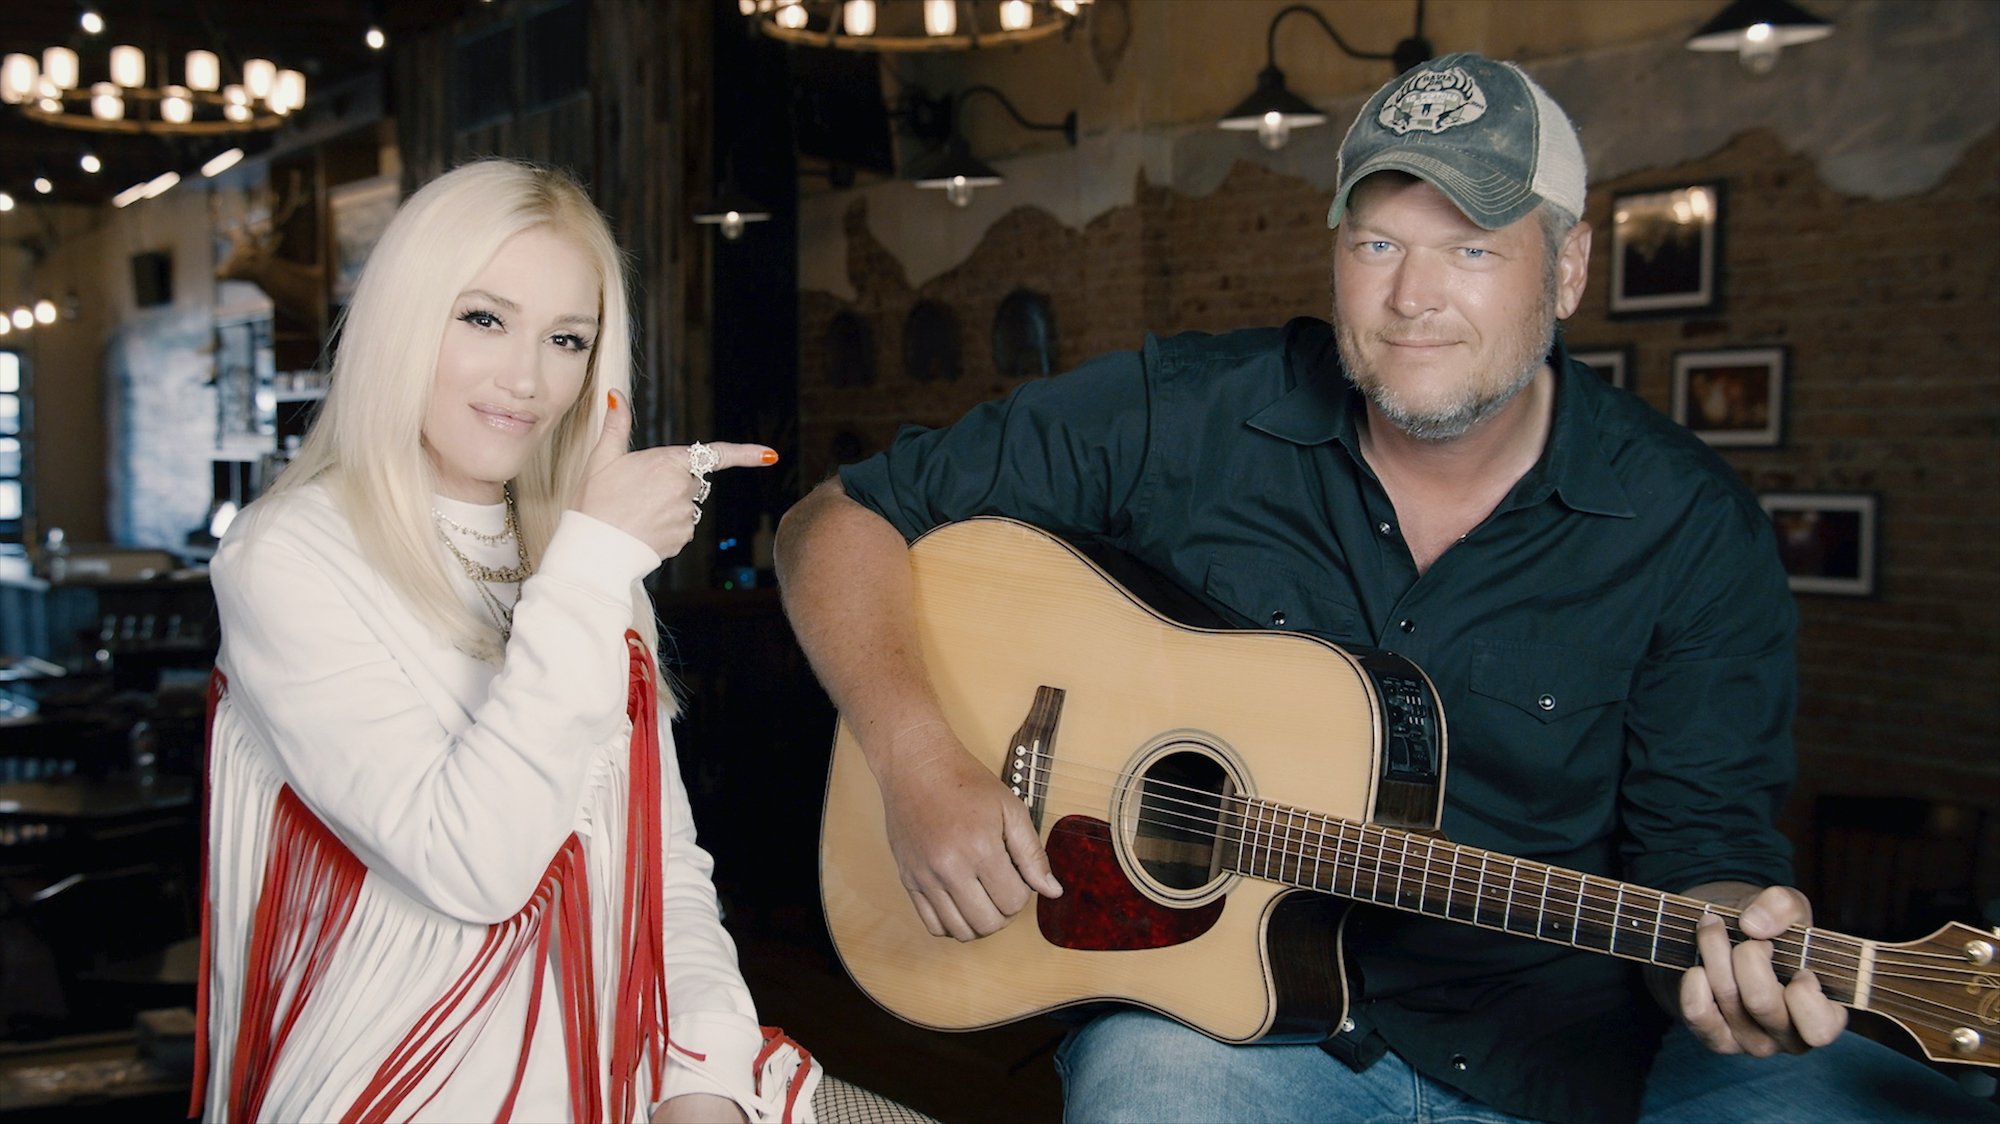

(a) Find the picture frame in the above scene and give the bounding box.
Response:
[1609,181,1723,316]
[1671,346,1786,447]
[327,175,401,305]
[1569,345,1632,390]
[1759,493,1878,597]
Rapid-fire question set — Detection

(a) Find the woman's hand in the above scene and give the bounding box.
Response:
[650,1092,749,1123]
[576,391,777,560]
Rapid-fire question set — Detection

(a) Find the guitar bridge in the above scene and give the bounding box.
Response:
[1006,686,1064,831]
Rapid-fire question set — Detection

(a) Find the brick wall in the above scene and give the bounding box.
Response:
[798,126,2000,828]
[1572,130,2000,814]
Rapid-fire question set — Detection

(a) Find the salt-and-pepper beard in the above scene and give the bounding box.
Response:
[1334,257,1560,443]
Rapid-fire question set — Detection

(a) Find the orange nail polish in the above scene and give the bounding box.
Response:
[760,449,780,465]
[606,390,618,410]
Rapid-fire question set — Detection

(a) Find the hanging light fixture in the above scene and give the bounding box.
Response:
[694,187,775,241]
[911,139,1004,208]
[1685,0,1832,75]
[2,32,304,136]
[911,84,1076,208]
[1218,1,1433,151]
[743,0,1090,52]
[695,147,775,241]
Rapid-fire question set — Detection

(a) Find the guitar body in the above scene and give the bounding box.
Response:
[819,518,1446,1041]
[820,521,2000,1067]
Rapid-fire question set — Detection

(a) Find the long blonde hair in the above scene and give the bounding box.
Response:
[264,159,653,663]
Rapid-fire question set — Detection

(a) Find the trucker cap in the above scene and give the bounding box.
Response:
[1327,52,1586,231]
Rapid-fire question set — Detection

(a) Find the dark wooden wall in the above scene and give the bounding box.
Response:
[393,0,721,590]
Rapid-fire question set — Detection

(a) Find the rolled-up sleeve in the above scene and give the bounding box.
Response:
[1618,495,1799,894]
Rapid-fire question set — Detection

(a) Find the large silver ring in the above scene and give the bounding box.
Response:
[693,478,712,504]
[687,441,720,479]
[691,502,703,526]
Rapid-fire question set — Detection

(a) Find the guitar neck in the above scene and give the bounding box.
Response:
[1223,798,1878,1012]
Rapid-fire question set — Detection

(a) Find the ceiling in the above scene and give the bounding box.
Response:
[0,0,471,205]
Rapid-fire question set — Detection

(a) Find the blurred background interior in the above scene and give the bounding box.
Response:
[0,0,1995,1118]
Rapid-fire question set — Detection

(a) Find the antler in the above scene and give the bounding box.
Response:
[214,170,325,326]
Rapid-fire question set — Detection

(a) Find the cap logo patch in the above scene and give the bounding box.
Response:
[1377,66,1488,135]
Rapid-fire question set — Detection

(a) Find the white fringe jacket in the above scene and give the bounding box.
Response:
[195,481,807,1122]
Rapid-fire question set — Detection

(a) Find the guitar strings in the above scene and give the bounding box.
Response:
[1024,753,1869,969]
[1021,761,1978,1037]
[1005,748,1992,1042]
[1029,760,1850,972]
[1025,760,1991,1040]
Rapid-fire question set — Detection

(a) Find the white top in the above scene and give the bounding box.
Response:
[202,478,764,1121]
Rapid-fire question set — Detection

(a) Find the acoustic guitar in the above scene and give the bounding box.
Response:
[819,517,2000,1068]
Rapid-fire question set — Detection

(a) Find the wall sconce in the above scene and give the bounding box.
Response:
[1218,1,1433,151]
[910,83,1076,207]
[1685,0,1832,75]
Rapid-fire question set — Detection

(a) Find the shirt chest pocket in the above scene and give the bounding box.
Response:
[1468,639,1633,724]
[1202,557,1361,639]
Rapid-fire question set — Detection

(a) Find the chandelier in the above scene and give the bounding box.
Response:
[1,42,304,135]
[744,0,1091,52]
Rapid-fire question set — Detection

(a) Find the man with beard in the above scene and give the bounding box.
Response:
[775,54,1978,1123]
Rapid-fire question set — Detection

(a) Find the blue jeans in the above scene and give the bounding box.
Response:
[1055,1009,1993,1123]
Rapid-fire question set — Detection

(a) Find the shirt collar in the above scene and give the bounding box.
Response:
[1527,335,1635,518]
[1244,319,1635,519]
[1243,318,1352,446]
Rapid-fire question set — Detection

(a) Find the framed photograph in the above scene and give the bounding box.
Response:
[327,175,401,304]
[1569,345,1632,390]
[1610,181,1722,316]
[1672,346,1785,447]
[1760,493,1878,597]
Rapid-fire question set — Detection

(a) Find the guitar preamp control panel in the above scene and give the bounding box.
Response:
[1351,648,1443,786]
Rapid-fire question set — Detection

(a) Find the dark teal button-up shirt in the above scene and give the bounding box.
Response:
[840,317,1798,1124]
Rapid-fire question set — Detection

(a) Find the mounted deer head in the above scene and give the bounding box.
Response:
[212,169,324,328]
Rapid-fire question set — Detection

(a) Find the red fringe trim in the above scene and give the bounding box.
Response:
[609,632,674,1120]
[232,786,371,1119]
[754,1027,816,1123]
[194,632,676,1122]
[342,838,592,1123]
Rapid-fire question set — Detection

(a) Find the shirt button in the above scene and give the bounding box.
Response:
[1339,1016,1357,1034]
[1538,694,1556,711]
[1450,1054,1469,1071]
[1270,610,1287,627]
[1376,521,1394,536]
[1398,618,1416,633]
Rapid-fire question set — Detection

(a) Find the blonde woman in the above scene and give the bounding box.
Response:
[195,160,806,1122]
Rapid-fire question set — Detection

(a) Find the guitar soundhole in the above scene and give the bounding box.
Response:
[1130,749,1232,894]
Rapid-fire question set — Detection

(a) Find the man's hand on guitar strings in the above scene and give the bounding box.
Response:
[880,725,1063,941]
[1678,883,1847,1058]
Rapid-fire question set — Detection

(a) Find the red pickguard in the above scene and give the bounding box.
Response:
[1037,814,1224,951]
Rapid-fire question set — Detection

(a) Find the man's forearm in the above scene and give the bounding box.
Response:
[775,480,951,777]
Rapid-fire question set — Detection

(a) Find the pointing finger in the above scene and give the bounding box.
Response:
[683,441,780,473]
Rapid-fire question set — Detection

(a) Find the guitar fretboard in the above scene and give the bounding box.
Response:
[1220,797,1873,1008]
